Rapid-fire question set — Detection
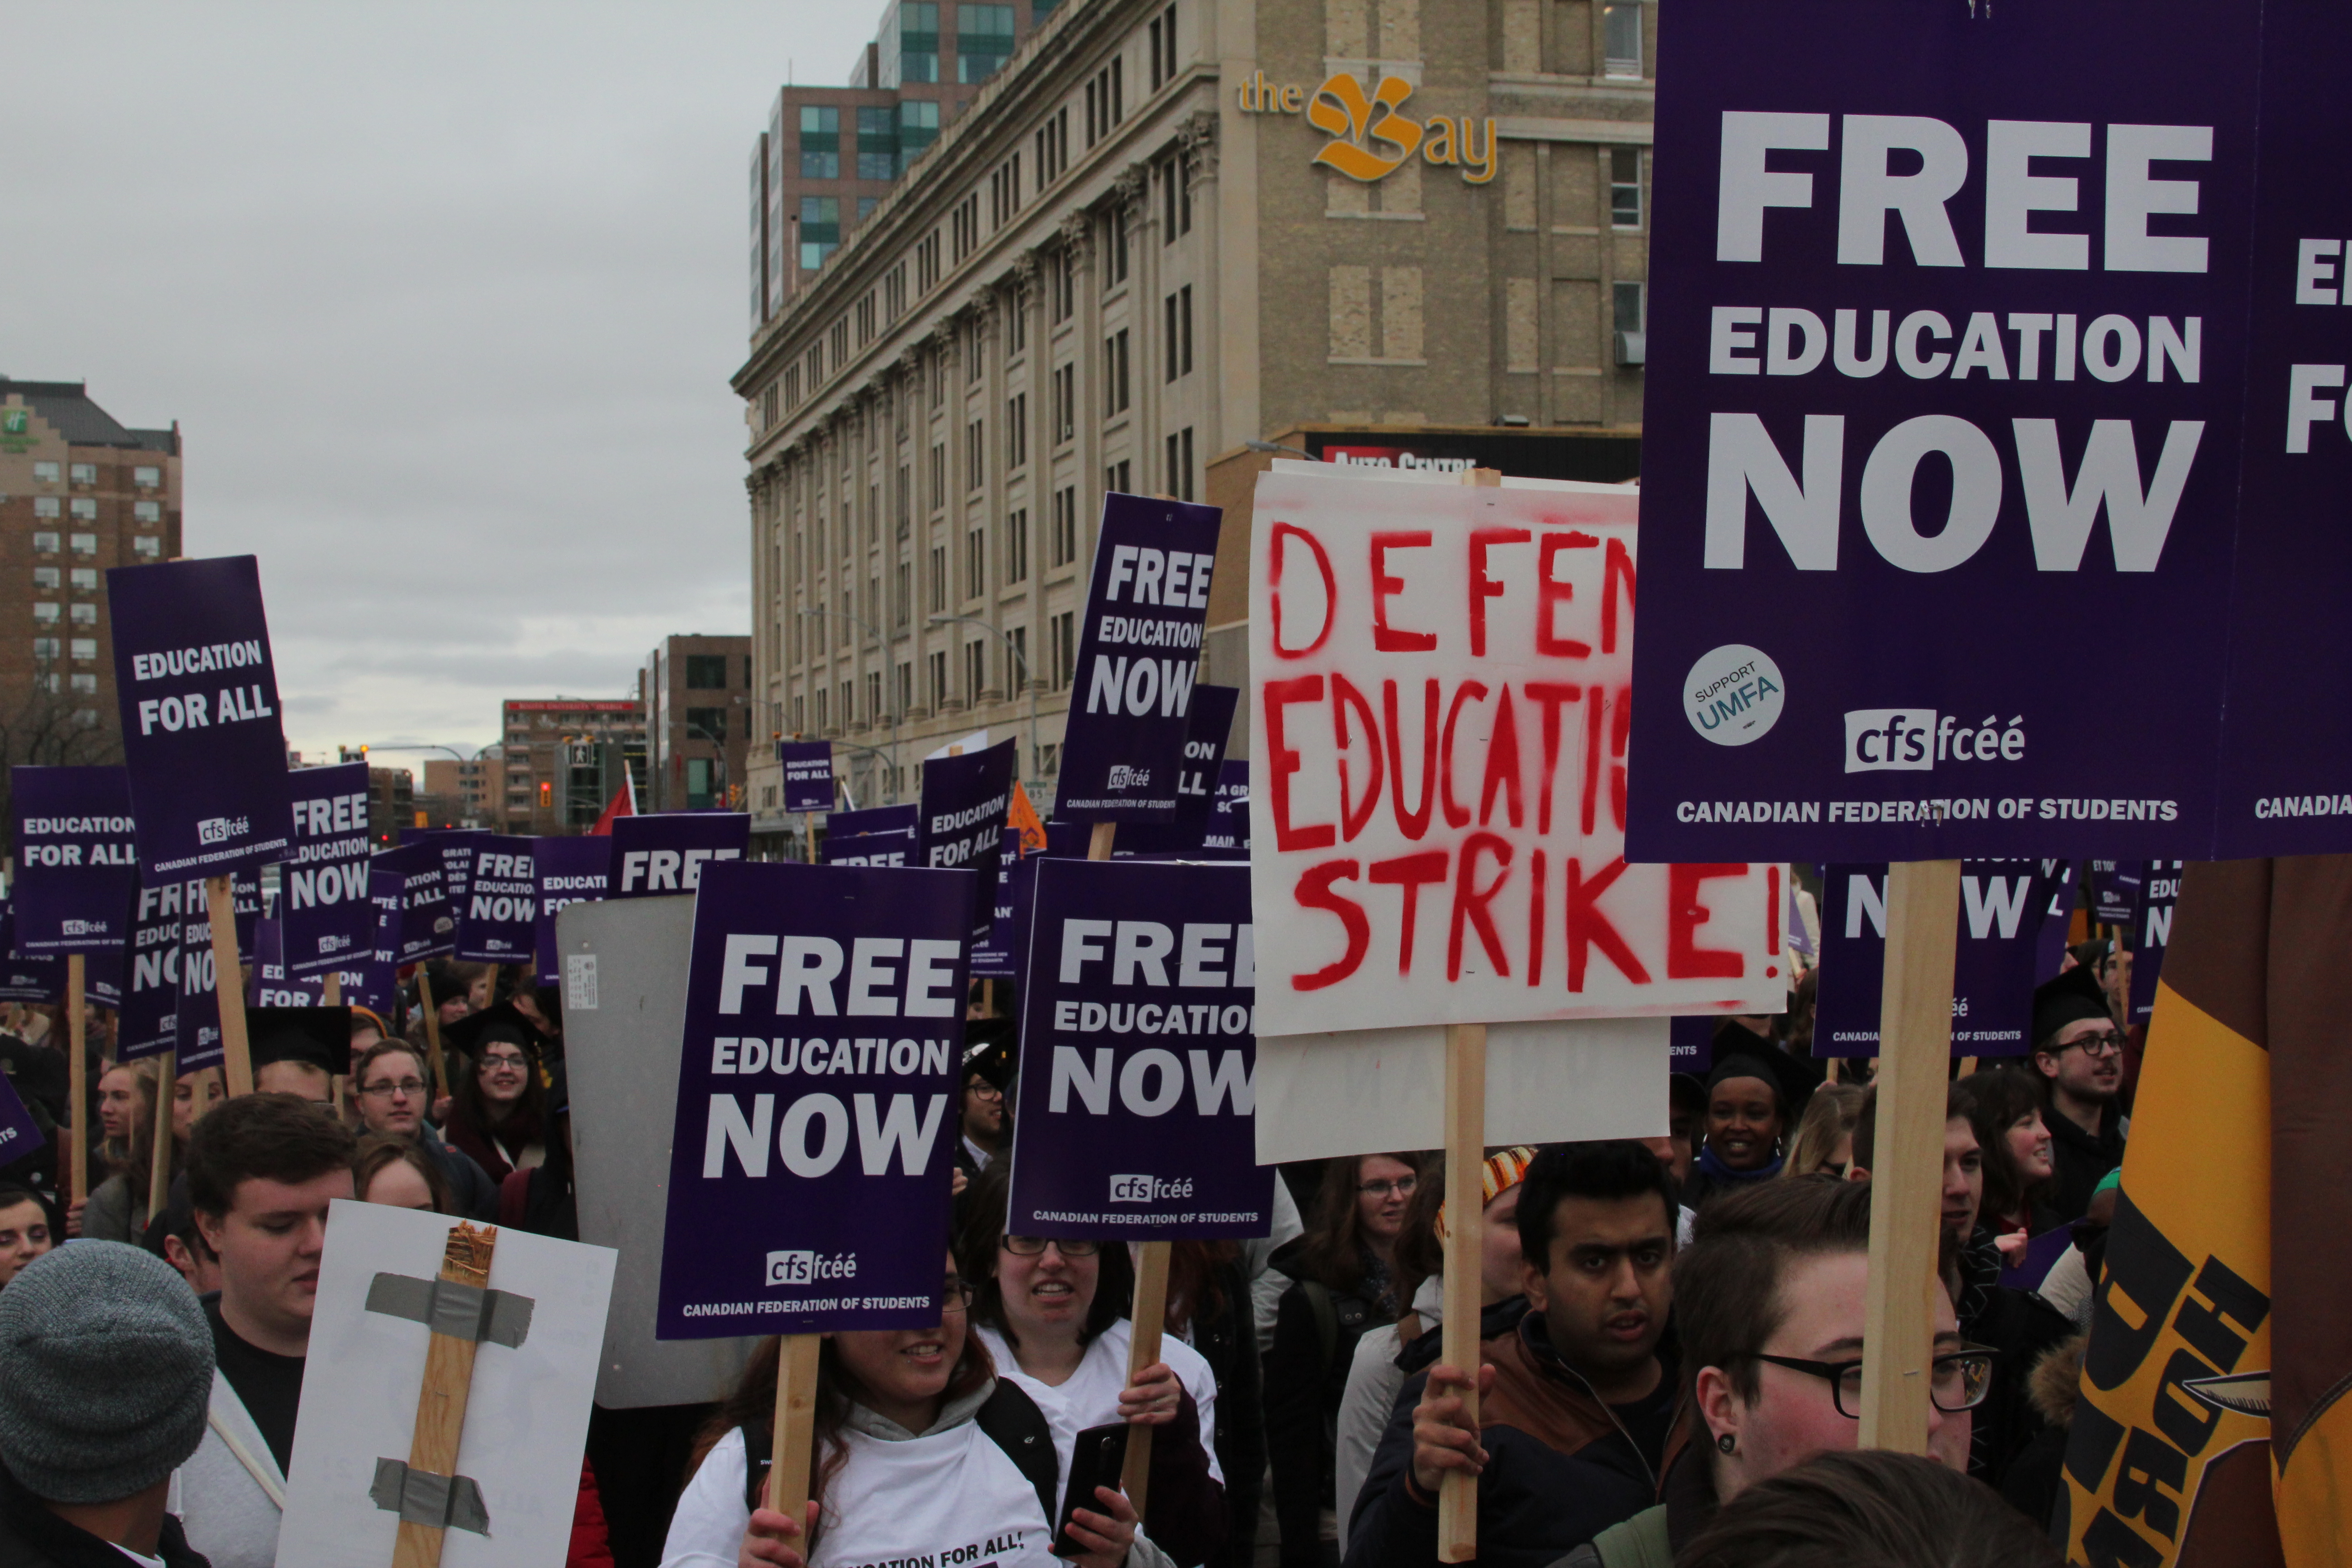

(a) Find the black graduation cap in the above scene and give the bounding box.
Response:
[962,1017,1015,1090]
[1668,1071,1708,1116]
[247,1006,350,1076]
[2033,964,2114,1052]
[443,1001,544,1061]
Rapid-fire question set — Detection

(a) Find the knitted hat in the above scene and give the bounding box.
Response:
[1434,1146,1539,1241]
[0,1241,215,1502]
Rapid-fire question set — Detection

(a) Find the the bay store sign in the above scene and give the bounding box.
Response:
[1237,67,1498,185]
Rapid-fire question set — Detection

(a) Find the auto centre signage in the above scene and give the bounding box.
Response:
[1627,0,2352,862]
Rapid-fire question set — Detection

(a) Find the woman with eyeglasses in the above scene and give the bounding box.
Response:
[663,1249,1152,1568]
[954,1164,1227,1567]
[1558,1179,1993,1567]
[2026,968,2128,1221]
[439,1005,549,1184]
[1262,1152,1421,1568]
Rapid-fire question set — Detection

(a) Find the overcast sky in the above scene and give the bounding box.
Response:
[0,2,877,766]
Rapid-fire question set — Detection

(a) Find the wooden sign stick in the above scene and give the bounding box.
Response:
[1437,1021,1487,1561]
[205,875,255,1098]
[323,970,348,1118]
[66,954,88,1206]
[393,1221,497,1568]
[147,1049,176,1223]
[415,965,450,1102]
[1856,859,1961,1454]
[764,1333,824,1524]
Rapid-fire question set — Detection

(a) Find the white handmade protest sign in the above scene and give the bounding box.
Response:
[277,1200,616,1568]
[1249,464,1785,1037]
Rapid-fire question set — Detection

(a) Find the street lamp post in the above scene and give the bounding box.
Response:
[360,742,497,828]
[928,613,1039,783]
[797,606,902,802]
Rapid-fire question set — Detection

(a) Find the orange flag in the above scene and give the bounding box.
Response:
[1007,779,1045,854]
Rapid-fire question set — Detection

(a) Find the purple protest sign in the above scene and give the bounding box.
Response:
[10,767,137,955]
[248,918,299,1007]
[1110,685,1239,858]
[2085,862,2143,930]
[533,837,610,975]
[342,865,407,1016]
[231,868,261,956]
[377,842,455,965]
[1999,1226,2076,1294]
[1624,0,2297,862]
[828,804,918,838]
[969,830,1023,980]
[1669,1017,1718,1077]
[176,883,224,1072]
[779,741,836,813]
[0,1071,46,1168]
[412,829,490,916]
[919,738,1016,939]
[117,882,181,1062]
[1816,862,2052,1057]
[820,830,913,867]
[1199,761,1249,860]
[107,556,294,877]
[2128,860,2180,1026]
[1054,493,1224,822]
[84,945,122,1010]
[656,859,972,1339]
[0,903,62,1004]
[1007,858,1270,1238]
[2034,860,2080,980]
[456,836,537,964]
[609,813,749,900]
[282,763,375,978]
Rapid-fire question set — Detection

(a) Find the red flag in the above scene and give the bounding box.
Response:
[589,772,636,837]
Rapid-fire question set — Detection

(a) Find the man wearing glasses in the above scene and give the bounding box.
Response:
[349,1039,499,1220]
[2027,967,2128,1220]
[955,1031,1013,1183]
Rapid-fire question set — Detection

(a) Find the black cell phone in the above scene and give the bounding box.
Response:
[1052,1423,1130,1557]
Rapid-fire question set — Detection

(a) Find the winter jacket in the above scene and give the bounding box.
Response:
[1556,1450,1717,1568]
[1343,1309,1687,1568]
[1264,1241,1399,1568]
[568,1457,615,1568]
[1953,1231,2076,1493]
[416,1120,500,1221]
[2046,1101,2125,1221]
[0,1460,211,1568]
[1181,1255,1267,1568]
[1999,1333,2087,1533]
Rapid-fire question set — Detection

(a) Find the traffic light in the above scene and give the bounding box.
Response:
[539,779,553,808]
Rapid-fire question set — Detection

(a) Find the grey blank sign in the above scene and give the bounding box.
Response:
[559,894,756,1409]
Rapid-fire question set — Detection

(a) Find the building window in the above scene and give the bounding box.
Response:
[69,499,97,520]
[1085,57,1124,146]
[967,312,986,381]
[1050,245,1075,322]
[956,3,1015,82]
[1006,508,1029,583]
[134,465,160,488]
[32,462,59,483]
[1006,392,1028,469]
[930,544,947,612]
[1052,363,1075,444]
[1006,287,1027,356]
[967,419,985,490]
[862,672,882,725]
[895,560,911,626]
[32,531,57,554]
[893,2,941,83]
[1106,459,1132,494]
[31,637,59,659]
[133,499,161,522]
[685,653,730,688]
[930,443,946,509]
[69,673,97,694]
[69,638,96,662]
[1611,148,1643,229]
[1165,426,1195,501]
[72,709,99,729]
[1103,205,1129,287]
[34,603,60,624]
[69,534,96,556]
[1008,625,1028,691]
[800,196,841,270]
[966,525,986,599]
[929,649,949,707]
[815,687,831,731]
[964,639,986,699]
[1163,285,1193,380]
[1103,329,1130,415]
[33,568,58,590]
[840,680,854,725]
[1603,0,1643,77]
[69,463,97,485]
[857,105,897,180]
[1614,280,1647,361]
[1148,4,1178,88]
[32,497,58,519]
[69,568,96,591]
[1161,154,1192,241]
[899,99,941,173]
[897,661,914,714]
[133,534,161,559]
[1051,611,1075,687]
[1035,107,1069,185]
[800,106,841,178]
[1052,485,1078,564]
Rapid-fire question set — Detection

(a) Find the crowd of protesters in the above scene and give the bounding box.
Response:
[0,908,2143,1568]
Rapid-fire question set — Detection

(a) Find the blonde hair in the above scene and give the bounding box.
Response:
[1780,1081,1865,1178]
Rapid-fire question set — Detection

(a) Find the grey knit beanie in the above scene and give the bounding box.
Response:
[0,1240,215,1502]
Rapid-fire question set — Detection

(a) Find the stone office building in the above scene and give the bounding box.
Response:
[735,0,1656,828]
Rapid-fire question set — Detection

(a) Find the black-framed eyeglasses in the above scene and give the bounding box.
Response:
[965,1080,1004,1100]
[1753,1344,1998,1417]
[480,1051,529,1070]
[2060,1029,2127,1057]
[1002,1236,1099,1257]
[941,1279,975,1313]
[1358,1176,1417,1199]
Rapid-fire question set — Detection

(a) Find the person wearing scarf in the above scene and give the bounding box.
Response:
[1680,1057,1788,1210]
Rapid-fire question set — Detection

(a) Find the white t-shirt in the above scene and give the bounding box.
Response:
[660,1423,1057,1568]
[975,1318,1224,1518]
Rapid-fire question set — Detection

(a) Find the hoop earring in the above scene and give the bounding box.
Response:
[1716,1432,1737,1455]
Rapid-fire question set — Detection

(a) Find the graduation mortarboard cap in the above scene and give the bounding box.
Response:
[443,1001,543,1061]
[245,1006,350,1075]
[1668,1071,1708,1117]
[2033,965,2113,1053]
[962,1018,1014,1090]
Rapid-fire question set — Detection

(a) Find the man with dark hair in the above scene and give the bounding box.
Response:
[1345,1141,1684,1568]
[2026,968,2127,1218]
[955,1028,1012,1180]
[174,1092,355,1568]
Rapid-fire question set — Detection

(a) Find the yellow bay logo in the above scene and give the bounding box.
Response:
[1237,69,1495,185]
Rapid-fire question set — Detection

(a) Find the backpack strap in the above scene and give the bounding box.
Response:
[1302,1280,1340,1380]
[739,1423,772,1516]
[1588,1503,1674,1568]
[973,1380,1059,1529]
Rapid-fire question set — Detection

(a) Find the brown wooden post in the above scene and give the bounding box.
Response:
[66,954,88,1206]
[764,1333,825,1524]
[392,1222,498,1568]
[415,965,450,1102]
[147,1050,176,1223]
[1437,1021,1488,1561]
[205,876,254,1097]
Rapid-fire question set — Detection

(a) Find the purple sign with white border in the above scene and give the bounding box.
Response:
[656,859,971,1339]
[107,556,294,877]
[919,738,1017,940]
[377,842,455,965]
[2127,859,2180,1026]
[1054,493,1224,822]
[456,835,537,964]
[533,837,610,975]
[1007,858,1269,1238]
[1108,686,1239,858]
[0,1071,45,1167]
[282,763,375,978]
[608,813,749,900]
[117,881,182,1062]
[10,767,137,955]
[779,741,836,813]
[1816,862,2056,1057]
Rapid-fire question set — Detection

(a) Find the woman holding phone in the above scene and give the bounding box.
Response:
[663,1248,1152,1568]
[958,1165,1227,1568]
